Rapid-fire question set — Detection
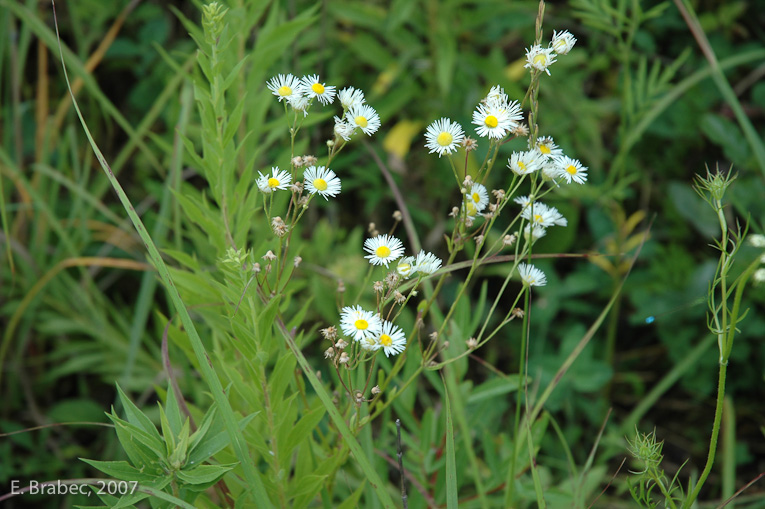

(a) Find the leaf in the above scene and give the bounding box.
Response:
[80,459,162,483]
[115,385,162,442]
[176,463,236,486]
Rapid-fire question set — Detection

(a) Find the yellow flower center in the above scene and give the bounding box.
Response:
[466,201,477,216]
[355,116,368,128]
[534,214,543,223]
[472,192,480,203]
[278,85,292,97]
[354,319,369,330]
[554,40,566,52]
[437,132,453,146]
[380,334,392,347]
[376,245,392,258]
[314,178,328,191]
[312,83,325,94]
[533,54,548,66]
[484,115,498,128]
[398,263,411,273]
[517,161,527,171]
[566,164,577,175]
[267,178,280,188]
[539,145,551,154]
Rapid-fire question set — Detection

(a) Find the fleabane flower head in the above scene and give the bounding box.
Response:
[425,118,465,157]
[520,201,567,227]
[524,44,557,75]
[377,320,407,357]
[334,116,356,141]
[304,166,341,200]
[338,87,366,109]
[472,99,523,139]
[287,94,310,117]
[534,136,563,160]
[340,305,382,342]
[257,167,292,193]
[347,104,381,136]
[396,256,416,279]
[466,183,489,214]
[364,234,405,267]
[551,30,577,55]
[508,150,543,175]
[554,155,588,184]
[518,263,547,286]
[484,85,509,107]
[414,250,442,275]
[267,73,302,102]
[300,74,336,105]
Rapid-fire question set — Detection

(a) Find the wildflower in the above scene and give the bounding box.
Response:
[466,337,478,349]
[466,183,489,213]
[534,136,563,159]
[267,73,302,102]
[364,234,405,267]
[371,385,381,395]
[290,181,304,193]
[340,305,382,342]
[333,116,355,141]
[512,308,524,318]
[414,250,442,275]
[508,150,543,175]
[512,123,530,137]
[524,44,557,75]
[359,335,381,352]
[524,224,547,242]
[503,234,517,247]
[551,30,577,55]
[271,216,289,237]
[347,104,381,136]
[462,137,478,152]
[518,263,547,286]
[377,320,407,357]
[262,250,277,261]
[257,167,292,193]
[300,74,336,105]
[335,339,348,349]
[252,263,261,273]
[324,347,334,359]
[373,281,384,293]
[472,100,522,139]
[303,155,318,166]
[396,256,416,279]
[287,94,310,116]
[338,86,365,109]
[424,118,465,157]
[392,210,403,222]
[393,291,405,304]
[748,234,765,247]
[554,155,588,184]
[484,85,509,106]
[383,272,399,287]
[293,256,302,267]
[291,156,304,167]
[521,202,567,227]
[304,165,341,200]
[492,189,505,200]
[339,352,350,364]
[514,195,534,208]
[321,326,338,341]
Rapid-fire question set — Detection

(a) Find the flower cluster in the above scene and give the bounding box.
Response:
[361,234,442,278]
[336,305,406,357]
[524,30,577,76]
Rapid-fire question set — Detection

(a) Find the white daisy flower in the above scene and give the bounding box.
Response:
[338,87,366,109]
[484,85,509,107]
[376,320,407,357]
[508,150,543,175]
[748,234,765,247]
[364,234,405,267]
[340,305,382,342]
[347,104,381,136]
[513,195,534,208]
[533,136,563,159]
[551,30,577,55]
[466,183,489,213]
[472,100,522,139]
[414,250,442,275]
[518,263,547,286]
[266,73,302,102]
[256,167,292,193]
[524,224,547,242]
[334,116,356,141]
[524,44,557,75]
[287,94,310,116]
[554,155,588,184]
[396,256,416,279]
[521,202,567,227]
[300,74,336,105]
[304,166,341,200]
[424,117,465,157]
[359,335,381,352]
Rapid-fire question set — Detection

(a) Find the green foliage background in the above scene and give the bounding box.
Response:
[1,0,764,506]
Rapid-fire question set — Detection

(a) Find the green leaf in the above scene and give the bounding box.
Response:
[80,459,162,483]
[115,385,162,442]
[285,406,326,454]
[187,412,257,465]
[176,463,236,486]
[164,384,183,438]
